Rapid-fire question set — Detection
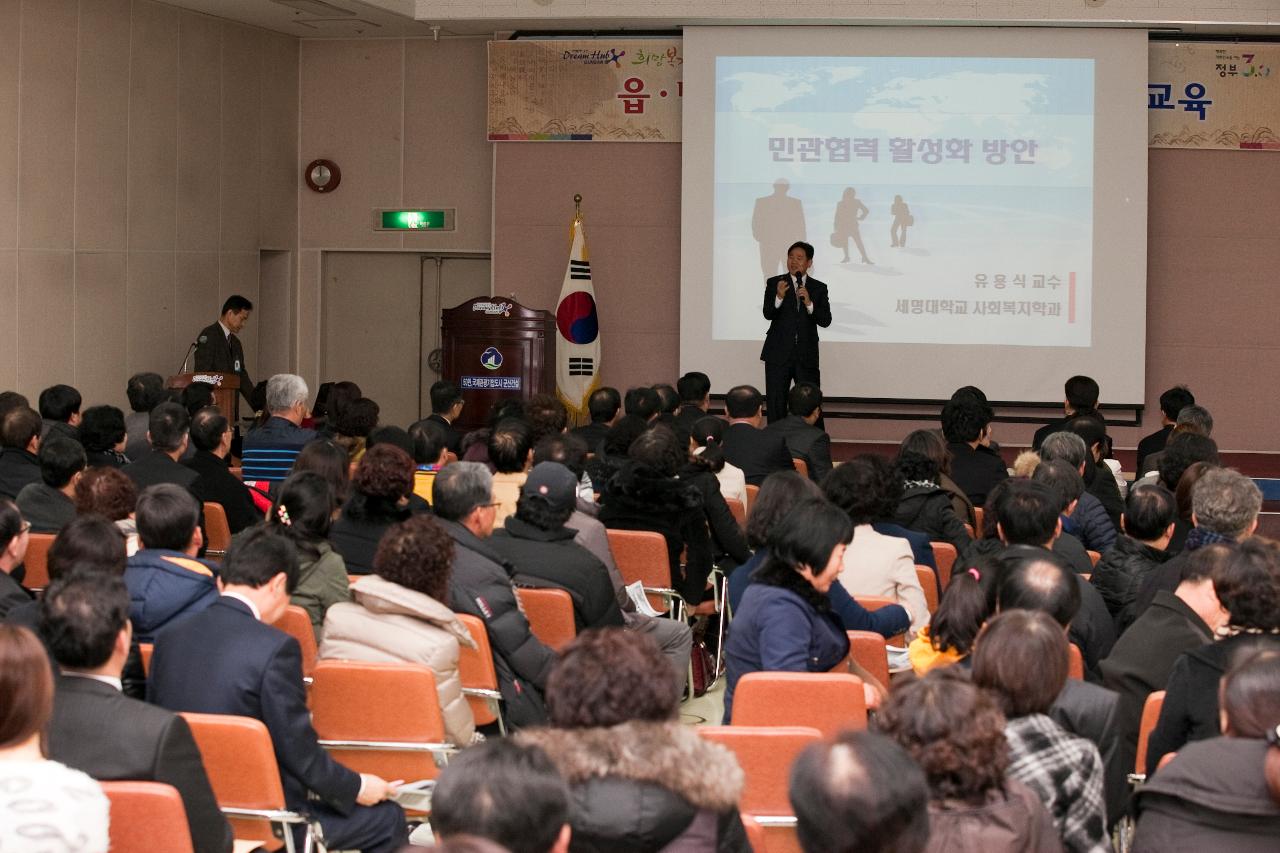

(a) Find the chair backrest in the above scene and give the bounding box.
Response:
[1135,690,1166,775]
[731,672,867,736]
[309,660,447,780]
[973,506,985,538]
[202,502,232,560]
[699,726,822,814]
[745,484,760,511]
[1067,643,1085,680]
[726,497,747,530]
[456,612,501,726]
[100,781,194,853]
[930,541,957,589]
[139,642,154,676]
[514,586,577,651]
[181,712,289,845]
[1087,549,1102,568]
[915,565,939,614]
[606,528,676,613]
[791,458,809,479]
[853,595,906,646]
[22,532,55,590]
[841,630,891,690]
[271,604,317,677]
[743,815,802,853]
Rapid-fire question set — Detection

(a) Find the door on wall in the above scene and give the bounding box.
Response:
[320,252,491,428]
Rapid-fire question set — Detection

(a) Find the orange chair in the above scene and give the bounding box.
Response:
[1068,643,1085,680]
[791,458,809,479]
[745,484,760,511]
[514,586,577,651]
[842,630,891,690]
[854,595,906,647]
[456,613,505,735]
[930,541,957,589]
[1087,549,1102,568]
[139,642,154,676]
[203,503,232,561]
[22,532,55,591]
[272,605,317,679]
[726,497,747,530]
[742,813,801,853]
[229,466,243,481]
[181,712,313,852]
[973,506,985,538]
[606,529,684,618]
[915,565,939,614]
[731,672,867,736]
[699,726,821,814]
[100,781,194,853]
[1133,690,1166,781]
[309,660,455,784]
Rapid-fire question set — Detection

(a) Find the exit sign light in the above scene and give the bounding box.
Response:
[373,208,456,231]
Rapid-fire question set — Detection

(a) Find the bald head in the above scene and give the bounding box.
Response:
[994,550,1081,628]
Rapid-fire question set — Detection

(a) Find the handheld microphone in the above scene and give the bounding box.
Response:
[179,335,208,374]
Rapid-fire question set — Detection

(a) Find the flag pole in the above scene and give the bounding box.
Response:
[573,193,582,221]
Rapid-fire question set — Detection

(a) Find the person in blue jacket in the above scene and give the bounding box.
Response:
[724,497,866,723]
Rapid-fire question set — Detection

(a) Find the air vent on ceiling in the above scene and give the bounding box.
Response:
[271,0,356,16]
[291,18,383,32]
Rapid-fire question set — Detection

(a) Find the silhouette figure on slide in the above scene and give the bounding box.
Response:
[891,195,913,248]
[833,187,872,265]
[752,179,807,277]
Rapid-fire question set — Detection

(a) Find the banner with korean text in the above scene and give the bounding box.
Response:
[488,40,683,141]
[1149,42,1280,150]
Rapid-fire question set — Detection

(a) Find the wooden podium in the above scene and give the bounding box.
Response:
[441,296,555,434]
[168,372,241,422]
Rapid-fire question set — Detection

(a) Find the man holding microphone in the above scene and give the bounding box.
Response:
[760,241,832,423]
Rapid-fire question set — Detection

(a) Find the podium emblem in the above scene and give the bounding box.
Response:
[481,347,504,370]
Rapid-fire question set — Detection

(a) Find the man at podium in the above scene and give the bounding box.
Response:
[193,295,254,406]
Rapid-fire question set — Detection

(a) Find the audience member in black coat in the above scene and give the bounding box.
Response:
[185,408,259,534]
[893,430,973,559]
[16,436,84,534]
[1031,375,1099,451]
[122,403,199,492]
[0,406,44,500]
[674,426,750,571]
[764,382,833,484]
[426,379,466,456]
[673,371,712,435]
[1069,412,1124,528]
[1090,483,1177,633]
[720,385,794,487]
[0,499,31,617]
[1135,386,1194,477]
[571,387,621,455]
[78,405,130,469]
[940,398,1007,506]
[329,444,414,574]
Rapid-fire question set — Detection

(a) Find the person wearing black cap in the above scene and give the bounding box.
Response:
[487,462,626,632]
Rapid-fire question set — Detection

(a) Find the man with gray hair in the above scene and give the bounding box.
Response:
[240,374,318,482]
[1038,431,1116,552]
[433,461,555,730]
[1133,466,1261,620]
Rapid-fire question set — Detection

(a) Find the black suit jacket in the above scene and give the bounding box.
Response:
[570,421,611,455]
[760,274,832,369]
[764,416,833,483]
[674,405,707,436]
[148,596,361,813]
[124,449,200,492]
[426,413,463,456]
[185,451,259,534]
[721,422,794,487]
[49,675,232,853]
[1135,425,1172,478]
[192,322,252,404]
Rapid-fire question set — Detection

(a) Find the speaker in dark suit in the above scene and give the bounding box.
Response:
[759,242,832,424]
[148,529,406,853]
[191,295,254,406]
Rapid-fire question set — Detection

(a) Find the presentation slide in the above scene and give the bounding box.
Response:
[714,56,1094,347]
[680,28,1149,405]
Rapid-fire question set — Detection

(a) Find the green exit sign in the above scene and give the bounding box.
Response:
[373,208,456,231]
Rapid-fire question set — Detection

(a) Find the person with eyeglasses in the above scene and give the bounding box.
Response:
[0,500,31,617]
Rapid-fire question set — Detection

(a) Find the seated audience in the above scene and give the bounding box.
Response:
[409,417,449,504]
[724,498,854,722]
[790,730,931,853]
[124,372,165,461]
[1135,385,1195,478]
[1038,432,1116,552]
[571,386,621,454]
[652,383,680,426]
[907,559,994,675]
[321,514,477,747]
[727,470,909,638]
[431,739,571,853]
[1100,544,1228,798]
[894,428,974,558]
[461,397,524,470]
[692,415,747,505]
[488,462,625,632]
[1169,459,1215,554]
[1133,466,1261,620]
[42,573,232,853]
[598,425,714,604]
[676,424,751,573]
[241,374,319,482]
[587,402,647,490]
[1141,405,1216,484]
[291,437,351,509]
[1090,484,1177,632]
[520,629,749,850]
[0,625,109,853]
[1032,375,1099,451]
[765,382,834,483]
[1029,460,1109,575]
[526,393,569,447]
[434,462,555,729]
[878,667,1061,852]
[0,500,30,617]
[38,383,82,442]
[149,527,406,853]
[312,380,362,438]
[185,407,258,533]
[122,402,199,491]
[73,467,139,555]
[78,405,129,468]
[268,472,349,637]
[825,455,930,636]
[124,484,216,643]
[333,397,380,463]
[972,609,1110,853]
[674,371,711,433]
[330,444,414,574]
[17,436,85,533]
[941,396,1007,507]
[720,384,794,486]
[427,379,465,455]
[1145,536,1280,774]
[489,418,534,524]
[0,405,43,499]
[1133,647,1280,851]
